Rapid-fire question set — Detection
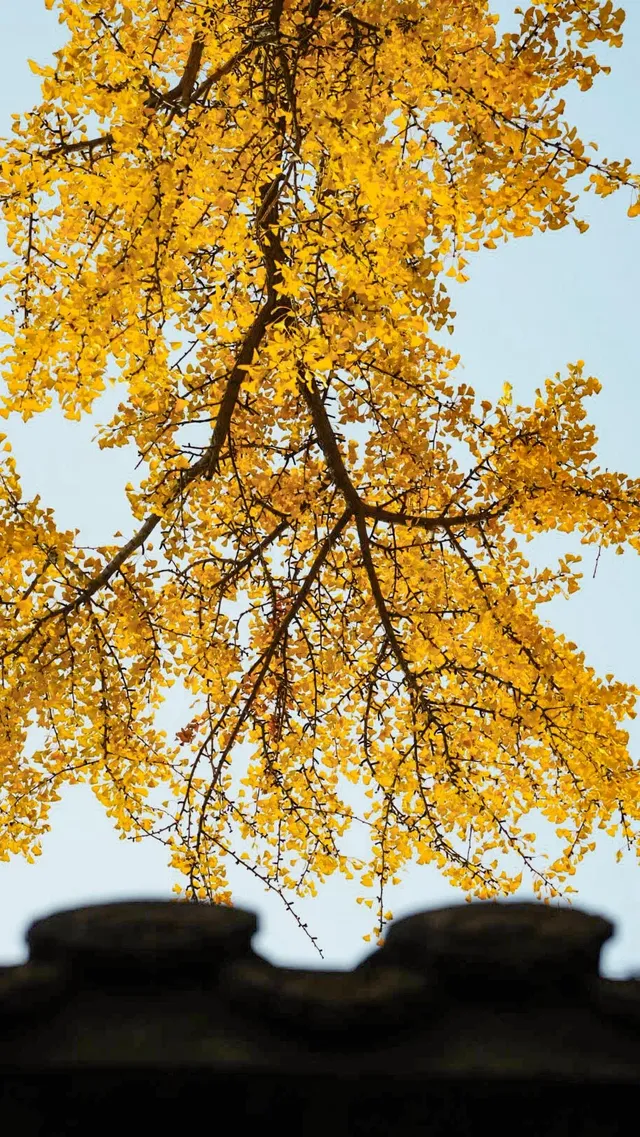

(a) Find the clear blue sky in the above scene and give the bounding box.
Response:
[0,1,639,975]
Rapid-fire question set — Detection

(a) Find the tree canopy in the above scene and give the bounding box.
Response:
[1,0,639,943]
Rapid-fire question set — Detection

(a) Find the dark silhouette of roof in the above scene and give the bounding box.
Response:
[0,900,638,1133]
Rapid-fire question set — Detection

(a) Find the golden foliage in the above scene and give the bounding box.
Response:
[1,0,639,941]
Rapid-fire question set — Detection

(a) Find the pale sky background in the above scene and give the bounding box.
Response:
[0,1,639,975]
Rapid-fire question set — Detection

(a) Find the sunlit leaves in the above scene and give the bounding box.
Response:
[0,1,638,942]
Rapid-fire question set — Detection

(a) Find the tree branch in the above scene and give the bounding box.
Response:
[145,38,204,108]
[355,511,422,702]
[299,376,361,511]
[300,376,510,533]
[193,506,353,835]
[45,134,114,158]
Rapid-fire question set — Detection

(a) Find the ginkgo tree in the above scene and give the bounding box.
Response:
[1,0,639,944]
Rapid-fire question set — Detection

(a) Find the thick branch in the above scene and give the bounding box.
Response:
[299,376,361,511]
[300,376,510,533]
[2,512,161,661]
[12,160,292,653]
[5,298,276,652]
[370,502,510,531]
[67,514,160,608]
[44,40,254,159]
[198,293,281,480]
[145,38,204,108]
[355,512,422,701]
[46,134,114,158]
